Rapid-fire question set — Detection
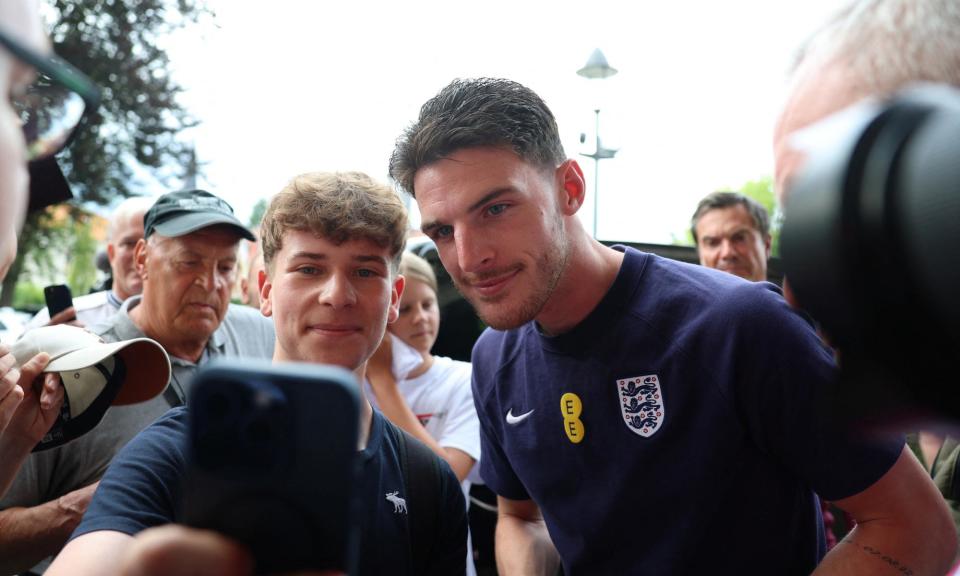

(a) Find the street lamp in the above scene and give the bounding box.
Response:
[577,48,618,239]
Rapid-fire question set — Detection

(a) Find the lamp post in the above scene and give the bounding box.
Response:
[577,48,618,239]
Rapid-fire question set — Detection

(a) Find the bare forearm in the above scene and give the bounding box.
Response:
[815,448,958,575]
[0,498,87,574]
[814,519,956,575]
[495,514,560,576]
[371,382,473,481]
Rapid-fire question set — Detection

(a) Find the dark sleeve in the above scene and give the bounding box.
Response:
[426,459,468,576]
[724,283,904,501]
[471,331,530,501]
[70,407,188,539]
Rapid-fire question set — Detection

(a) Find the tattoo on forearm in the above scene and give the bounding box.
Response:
[842,540,914,575]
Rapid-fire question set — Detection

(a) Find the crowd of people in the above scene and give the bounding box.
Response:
[3,0,960,574]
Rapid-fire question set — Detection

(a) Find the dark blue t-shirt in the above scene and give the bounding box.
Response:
[473,247,904,575]
[73,406,467,576]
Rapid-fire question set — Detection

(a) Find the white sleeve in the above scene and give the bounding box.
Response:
[433,362,481,463]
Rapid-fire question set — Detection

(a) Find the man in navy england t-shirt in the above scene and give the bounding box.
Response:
[388,77,956,575]
[47,172,467,576]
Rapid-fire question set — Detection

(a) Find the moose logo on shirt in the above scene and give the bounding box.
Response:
[616,374,665,438]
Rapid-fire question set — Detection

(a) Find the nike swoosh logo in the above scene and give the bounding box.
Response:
[506,409,535,425]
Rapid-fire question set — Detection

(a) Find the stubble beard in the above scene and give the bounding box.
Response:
[456,220,568,331]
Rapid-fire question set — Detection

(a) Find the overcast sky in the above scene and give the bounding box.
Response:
[155,0,840,244]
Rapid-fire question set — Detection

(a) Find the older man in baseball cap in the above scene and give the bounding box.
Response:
[0,189,275,573]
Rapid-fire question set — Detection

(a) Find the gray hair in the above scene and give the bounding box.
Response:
[790,0,960,94]
[108,196,154,240]
[691,192,770,244]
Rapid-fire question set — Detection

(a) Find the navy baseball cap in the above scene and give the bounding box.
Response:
[143,190,255,241]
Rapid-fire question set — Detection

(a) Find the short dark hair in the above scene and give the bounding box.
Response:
[389,78,567,196]
[690,191,771,244]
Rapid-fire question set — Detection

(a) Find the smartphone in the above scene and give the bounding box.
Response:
[181,359,362,575]
[44,284,74,319]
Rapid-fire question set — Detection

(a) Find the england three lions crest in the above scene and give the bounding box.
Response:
[617,375,664,437]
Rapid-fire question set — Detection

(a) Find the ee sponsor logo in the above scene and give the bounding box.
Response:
[560,392,584,444]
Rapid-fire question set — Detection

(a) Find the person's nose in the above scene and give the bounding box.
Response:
[718,239,737,260]
[319,270,357,309]
[454,225,493,273]
[412,304,429,325]
[194,266,218,291]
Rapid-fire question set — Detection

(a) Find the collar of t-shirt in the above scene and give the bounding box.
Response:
[537,245,647,356]
[106,290,124,310]
[360,409,386,463]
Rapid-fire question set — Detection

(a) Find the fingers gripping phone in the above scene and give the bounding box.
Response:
[182,359,362,575]
[44,284,74,319]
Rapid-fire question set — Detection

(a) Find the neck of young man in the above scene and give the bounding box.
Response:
[535,237,625,336]
[270,347,374,450]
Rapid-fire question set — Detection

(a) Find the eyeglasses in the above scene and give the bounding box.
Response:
[0,26,100,162]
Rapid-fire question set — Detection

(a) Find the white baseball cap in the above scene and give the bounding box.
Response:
[11,324,171,450]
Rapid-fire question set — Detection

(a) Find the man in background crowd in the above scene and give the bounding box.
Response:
[25,196,153,330]
[691,191,771,282]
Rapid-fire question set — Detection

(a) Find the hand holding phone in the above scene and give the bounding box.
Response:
[182,359,361,575]
[43,284,75,322]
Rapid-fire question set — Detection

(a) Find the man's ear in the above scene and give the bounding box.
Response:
[133,239,148,280]
[764,233,773,259]
[387,274,405,324]
[258,269,272,317]
[555,159,587,216]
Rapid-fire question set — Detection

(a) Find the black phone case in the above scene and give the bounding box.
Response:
[182,359,361,575]
[44,284,73,317]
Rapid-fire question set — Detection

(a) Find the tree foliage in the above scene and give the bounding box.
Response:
[0,207,97,308]
[47,0,208,203]
[248,198,268,228]
[1,1,209,307]
[739,176,781,256]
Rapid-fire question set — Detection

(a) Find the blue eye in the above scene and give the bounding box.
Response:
[435,225,454,239]
[487,204,507,216]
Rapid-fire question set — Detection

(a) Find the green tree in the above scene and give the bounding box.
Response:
[0,207,98,308]
[2,0,209,307]
[47,0,209,203]
[248,198,268,228]
[67,216,98,295]
[739,176,781,256]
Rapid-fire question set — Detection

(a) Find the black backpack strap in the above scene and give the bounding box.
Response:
[397,428,441,575]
